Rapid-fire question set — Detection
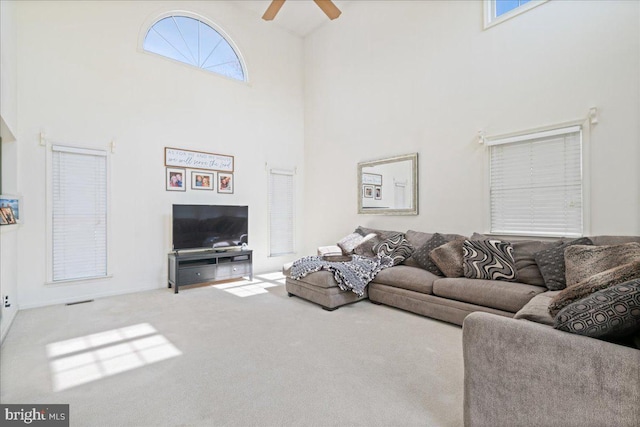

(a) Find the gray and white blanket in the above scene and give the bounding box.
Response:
[290,254,394,297]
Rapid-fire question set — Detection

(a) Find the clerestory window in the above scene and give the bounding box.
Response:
[143,14,245,81]
[484,0,549,28]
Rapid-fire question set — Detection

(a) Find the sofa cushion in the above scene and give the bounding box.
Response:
[290,270,338,289]
[462,239,517,281]
[511,239,561,287]
[554,279,640,339]
[430,239,465,278]
[355,226,398,240]
[588,235,640,246]
[413,233,453,276]
[549,260,640,317]
[533,237,593,290]
[372,265,437,294]
[564,242,640,288]
[514,291,561,326]
[373,233,414,265]
[432,278,546,313]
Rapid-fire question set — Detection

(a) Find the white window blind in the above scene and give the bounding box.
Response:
[268,169,294,256]
[52,145,108,281]
[489,127,583,237]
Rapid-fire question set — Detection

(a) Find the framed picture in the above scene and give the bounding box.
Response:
[191,171,215,190]
[165,147,234,172]
[166,168,186,191]
[217,173,233,194]
[0,206,16,224]
[0,195,21,223]
[375,186,382,200]
[363,185,374,198]
[362,173,382,186]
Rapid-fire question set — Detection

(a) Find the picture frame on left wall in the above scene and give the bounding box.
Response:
[166,168,186,191]
[0,194,22,223]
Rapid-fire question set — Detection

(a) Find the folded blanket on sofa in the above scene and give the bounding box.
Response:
[290,254,394,296]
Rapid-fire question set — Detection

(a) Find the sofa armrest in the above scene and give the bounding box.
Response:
[463,312,640,427]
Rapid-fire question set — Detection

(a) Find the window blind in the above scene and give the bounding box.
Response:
[52,145,108,281]
[489,128,582,237]
[268,169,294,256]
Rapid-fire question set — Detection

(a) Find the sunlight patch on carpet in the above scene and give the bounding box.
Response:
[46,323,181,392]
[211,273,285,298]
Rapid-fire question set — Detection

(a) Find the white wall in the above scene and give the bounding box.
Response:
[0,0,19,343]
[15,0,305,308]
[303,0,640,253]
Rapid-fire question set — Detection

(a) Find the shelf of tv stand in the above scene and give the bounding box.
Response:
[167,249,253,294]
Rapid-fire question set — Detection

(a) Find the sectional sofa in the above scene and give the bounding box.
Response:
[285,227,640,426]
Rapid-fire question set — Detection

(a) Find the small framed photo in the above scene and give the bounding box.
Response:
[217,173,233,194]
[166,168,186,191]
[0,206,16,224]
[363,185,374,198]
[375,186,382,200]
[0,195,21,223]
[191,171,215,190]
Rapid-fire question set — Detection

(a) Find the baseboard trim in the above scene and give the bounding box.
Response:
[18,285,161,310]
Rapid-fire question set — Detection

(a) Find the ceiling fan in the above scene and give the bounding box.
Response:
[262,0,342,21]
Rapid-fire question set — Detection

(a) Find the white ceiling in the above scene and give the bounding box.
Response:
[232,0,351,38]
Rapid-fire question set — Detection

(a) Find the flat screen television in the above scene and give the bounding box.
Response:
[172,204,248,251]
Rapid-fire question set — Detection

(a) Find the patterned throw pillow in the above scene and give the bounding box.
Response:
[554,279,640,339]
[373,233,414,265]
[429,239,465,278]
[533,237,593,290]
[337,233,364,255]
[462,239,517,281]
[413,233,451,276]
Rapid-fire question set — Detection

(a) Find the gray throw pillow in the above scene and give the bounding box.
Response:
[564,242,640,288]
[533,237,593,290]
[554,279,640,339]
[413,233,451,276]
[373,233,414,266]
[352,233,381,258]
[337,233,364,255]
[429,239,465,278]
[511,240,561,287]
[548,260,640,317]
[462,239,517,281]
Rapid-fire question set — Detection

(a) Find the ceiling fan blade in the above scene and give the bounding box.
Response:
[262,0,286,21]
[313,0,342,20]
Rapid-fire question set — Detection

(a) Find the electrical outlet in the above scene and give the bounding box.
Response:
[3,295,10,308]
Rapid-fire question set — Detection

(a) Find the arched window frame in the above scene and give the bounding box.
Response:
[138,10,248,83]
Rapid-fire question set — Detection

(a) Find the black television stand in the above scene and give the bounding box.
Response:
[167,249,253,294]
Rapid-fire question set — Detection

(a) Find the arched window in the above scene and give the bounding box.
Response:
[143,14,245,81]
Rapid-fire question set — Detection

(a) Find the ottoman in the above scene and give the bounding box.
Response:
[283,264,367,311]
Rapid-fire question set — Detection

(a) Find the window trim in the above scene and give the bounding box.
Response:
[483,0,549,29]
[137,10,249,84]
[45,142,113,284]
[483,120,591,238]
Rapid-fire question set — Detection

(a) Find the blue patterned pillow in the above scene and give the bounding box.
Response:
[373,233,414,266]
[462,239,517,281]
[554,279,640,339]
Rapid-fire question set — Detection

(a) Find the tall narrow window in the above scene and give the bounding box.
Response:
[52,146,108,282]
[143,14,245,81]
[488,126,583,237]
[268,169,294,256]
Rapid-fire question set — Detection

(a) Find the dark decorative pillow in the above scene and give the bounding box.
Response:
[533,237,593,290]
[462,239,517,281]
[429,239,465,278]
[413,233,452,276]
[352,233,381,258]
[373,233,414,265]
[554,279,640,339]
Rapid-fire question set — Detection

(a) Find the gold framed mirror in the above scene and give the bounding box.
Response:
[357,153,418,215]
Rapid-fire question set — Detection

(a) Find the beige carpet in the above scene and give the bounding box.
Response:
[0,273,464,426]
